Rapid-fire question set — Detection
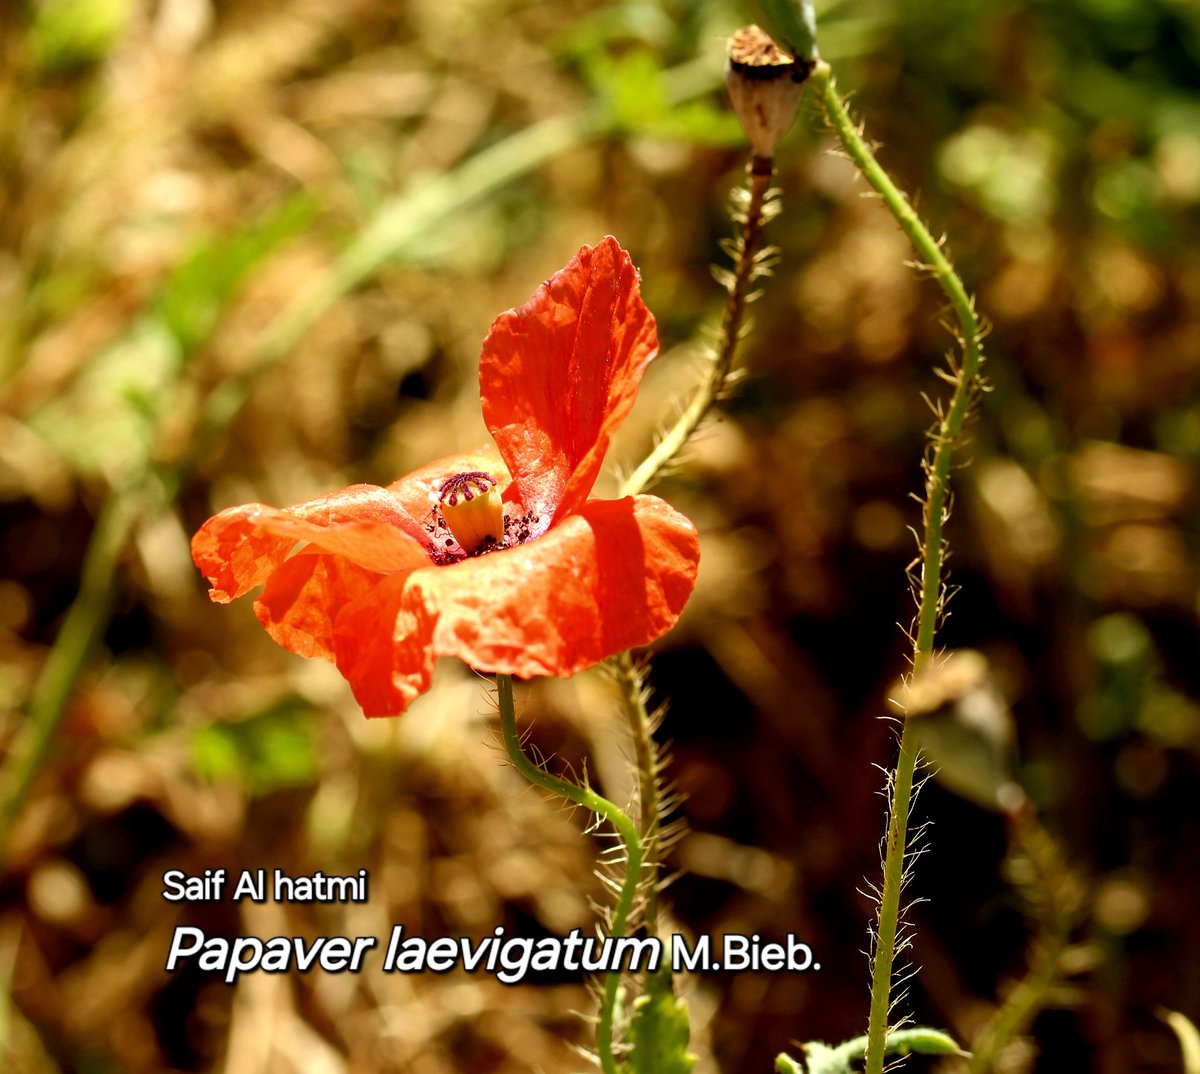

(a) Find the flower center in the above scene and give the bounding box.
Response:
[437,471,505,555]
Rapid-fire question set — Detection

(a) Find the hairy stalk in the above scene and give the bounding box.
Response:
[611,147,786,1042]
[613,652,663,937]
[620,156,775,499]
[809,60,985,1074]
[496,675,643,1074]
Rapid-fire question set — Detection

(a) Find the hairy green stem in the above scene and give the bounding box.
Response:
[621,156,774,498]
[496,674,643,1074]
[614,652,662,937]
[810,61,984,1074]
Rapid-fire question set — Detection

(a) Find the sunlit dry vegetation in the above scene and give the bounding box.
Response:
[1,0,1199,1071]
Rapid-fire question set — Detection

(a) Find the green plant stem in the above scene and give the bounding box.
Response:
[810,60,984,1074]
[968,931,1062,1074]
[620,156,773,498]
[0,482,148,850]
[496,674,643,1074]
[614,652,662,937]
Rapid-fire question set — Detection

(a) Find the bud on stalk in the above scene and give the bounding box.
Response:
[725,25,812,166]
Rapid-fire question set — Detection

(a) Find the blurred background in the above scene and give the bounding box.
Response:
[1,0,1199,1071]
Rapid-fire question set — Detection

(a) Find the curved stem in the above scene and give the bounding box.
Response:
[621,156,774,498]
[496,674,643,1074]
[810,61,985,1074]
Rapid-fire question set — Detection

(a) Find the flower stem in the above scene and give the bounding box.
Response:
[621,155,775,499]
[614,652,662,937]
[809,60,985,1074]
[495,674,643,1074]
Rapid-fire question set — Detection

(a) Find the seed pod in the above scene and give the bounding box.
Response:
[725,26,811,163]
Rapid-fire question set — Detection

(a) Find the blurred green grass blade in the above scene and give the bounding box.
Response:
[25,195,316,483]
[156,194,317,354]
[0,487,141,853]
[189,105,607,464]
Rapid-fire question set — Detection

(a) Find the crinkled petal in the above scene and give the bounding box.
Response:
[191,484,429,603]
[412,494,699,680]
[253,552,384,662]
[480,237,657,534]
[332,574,438,717]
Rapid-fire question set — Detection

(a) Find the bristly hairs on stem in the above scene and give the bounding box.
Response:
[494,675,643,1074]
[620,158,782,500]
[807,58,987,1074]
[608,652,688,942]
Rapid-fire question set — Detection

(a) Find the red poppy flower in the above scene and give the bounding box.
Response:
[192,238,700,716]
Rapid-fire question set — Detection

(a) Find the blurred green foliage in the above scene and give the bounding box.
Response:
[31,0,134,72]
[190,702,320,796]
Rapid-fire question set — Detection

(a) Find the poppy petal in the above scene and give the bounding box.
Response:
[191,484,429,603]
[480,237,657,534]
[332,574,438,717]
[412,494,699,680]
[253,552,383,662]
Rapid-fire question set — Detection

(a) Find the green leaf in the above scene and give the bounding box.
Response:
[883,1027,967,1057]
[587,49,745,146]
[627,969,696,1074]
[792,1040,851,1074]
[778,1027,968,1074]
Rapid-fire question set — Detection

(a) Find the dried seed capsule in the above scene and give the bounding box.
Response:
[725,25,812,164]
